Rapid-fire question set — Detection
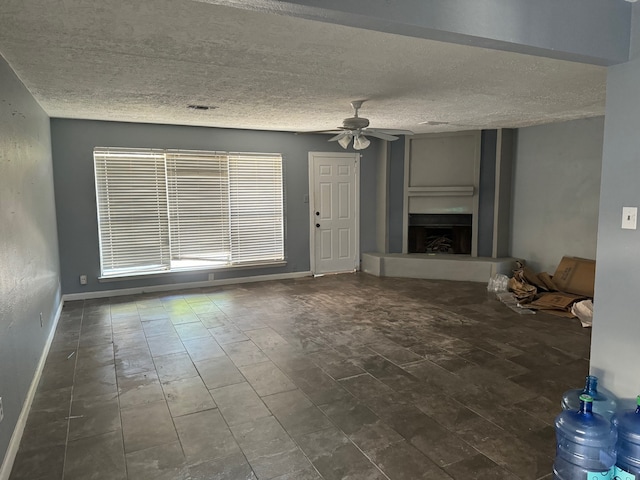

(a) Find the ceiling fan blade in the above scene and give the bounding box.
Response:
[296,129,341,135]
[328,132,350,142]
[364,130,399,141]
[366,128,415,136]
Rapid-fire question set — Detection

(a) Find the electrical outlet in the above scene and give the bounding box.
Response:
[208,273,215,281]
[79,274,88,285]
[0,397,4,423]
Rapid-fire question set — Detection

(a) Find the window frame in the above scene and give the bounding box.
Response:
[93,147,285,279]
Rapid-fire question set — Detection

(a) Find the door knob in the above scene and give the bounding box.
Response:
[315,223,320,228]
[315,211,320,216]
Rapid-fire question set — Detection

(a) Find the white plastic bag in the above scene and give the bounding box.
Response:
[487,273,509,293]
[571,299,593,328]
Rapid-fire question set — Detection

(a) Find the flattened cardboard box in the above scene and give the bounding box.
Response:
[527,292,586,311]
[552,256,596,298]
[539,309,576,319]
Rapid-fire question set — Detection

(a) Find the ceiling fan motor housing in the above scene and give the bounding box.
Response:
[342,116,370,129]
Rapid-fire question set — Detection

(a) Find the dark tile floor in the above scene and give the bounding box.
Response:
[9,273,591,480]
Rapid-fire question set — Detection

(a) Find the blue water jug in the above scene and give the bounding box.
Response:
[614,395,640,479]
[562,375,618,421]
[553,394,617,480]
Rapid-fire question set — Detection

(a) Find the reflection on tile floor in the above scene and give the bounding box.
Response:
[9,273,591,480]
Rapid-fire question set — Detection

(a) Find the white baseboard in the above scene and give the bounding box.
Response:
[63,271,313,301]
[0,299,64,480]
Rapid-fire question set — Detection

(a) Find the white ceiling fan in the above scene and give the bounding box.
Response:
[315,100,414,150]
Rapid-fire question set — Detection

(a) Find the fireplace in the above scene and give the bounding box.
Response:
[408,214,472,254]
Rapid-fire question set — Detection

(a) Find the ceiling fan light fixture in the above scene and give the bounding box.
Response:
[353,134,370,150]
[318,101,414,146]
[337,134,352,149]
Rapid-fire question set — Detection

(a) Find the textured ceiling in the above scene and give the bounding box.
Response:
[0,0,607,133]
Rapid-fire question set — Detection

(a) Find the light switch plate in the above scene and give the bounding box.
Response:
[622,207,638,230]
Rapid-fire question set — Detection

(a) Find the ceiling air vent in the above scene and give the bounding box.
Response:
[187,105,217,111]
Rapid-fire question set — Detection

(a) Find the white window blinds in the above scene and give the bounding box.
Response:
[166,151,230,267]
[94,148,170,277]
[229,153,284,264]
[94,147,284,277]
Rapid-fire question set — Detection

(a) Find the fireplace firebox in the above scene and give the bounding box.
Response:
[408,214,472,254]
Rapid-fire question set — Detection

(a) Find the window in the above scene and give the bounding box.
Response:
[94,147,284,278]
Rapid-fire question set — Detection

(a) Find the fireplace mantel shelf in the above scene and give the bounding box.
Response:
[407,186,475,196]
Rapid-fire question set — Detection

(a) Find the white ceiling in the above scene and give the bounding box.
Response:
[0,0,607,134]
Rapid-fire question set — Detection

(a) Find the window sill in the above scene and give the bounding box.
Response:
[98,261,287,283]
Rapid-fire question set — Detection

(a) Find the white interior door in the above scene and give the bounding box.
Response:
[309,152,360,275]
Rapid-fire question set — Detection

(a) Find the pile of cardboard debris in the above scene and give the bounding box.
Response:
[507,256,595,325]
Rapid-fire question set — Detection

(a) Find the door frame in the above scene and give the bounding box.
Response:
[308,151,360,275]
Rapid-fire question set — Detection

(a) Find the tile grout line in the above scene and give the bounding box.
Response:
[145,293,191,478]
[61,301,85,480]
[117,298,143,479]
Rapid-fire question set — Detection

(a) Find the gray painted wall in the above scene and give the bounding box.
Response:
[0,55,61,468]
[477,130,497,257]
[510,117,604,274]
[388,138,405,253]
[375,141,389,253]
[51,119,379,295]
[590,7,640,399]
[494,129,515,258]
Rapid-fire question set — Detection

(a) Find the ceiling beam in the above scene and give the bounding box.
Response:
[194,0,632,66]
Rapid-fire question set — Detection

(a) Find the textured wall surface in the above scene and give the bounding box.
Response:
[510,117,604,274]
[590,7,640,399]
[51,119,380,294]
[0,55,61,468]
